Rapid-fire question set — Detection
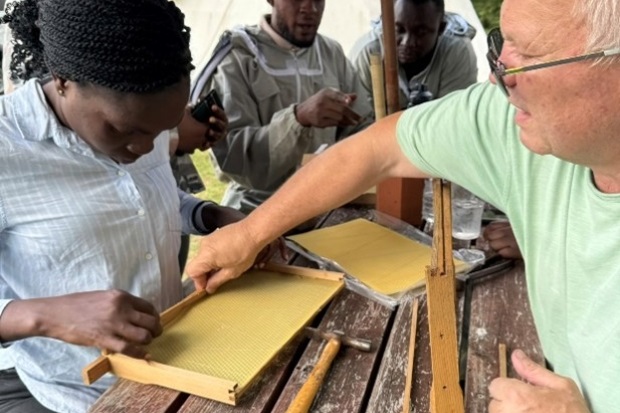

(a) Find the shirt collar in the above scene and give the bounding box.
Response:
[13,79,96,158]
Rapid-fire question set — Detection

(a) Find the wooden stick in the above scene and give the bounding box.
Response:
[426,179,464,413]
[402,298,420,413]
[369,53,387,120]
[499,343,508,378]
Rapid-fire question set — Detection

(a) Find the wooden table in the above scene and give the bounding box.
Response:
[89,206,542,413]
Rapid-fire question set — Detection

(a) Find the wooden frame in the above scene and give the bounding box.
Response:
[83,264,344,406]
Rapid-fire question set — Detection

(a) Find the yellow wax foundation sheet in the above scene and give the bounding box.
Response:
[83,266,343,405]
[288,218,468,296]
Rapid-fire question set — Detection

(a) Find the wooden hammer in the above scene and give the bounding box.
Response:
[285,327,373,413]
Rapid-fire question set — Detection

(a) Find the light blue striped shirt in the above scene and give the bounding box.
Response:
[0,79,209,412]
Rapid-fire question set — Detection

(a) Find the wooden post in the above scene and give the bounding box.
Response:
[426,179,464,413]
[376,0,424,226]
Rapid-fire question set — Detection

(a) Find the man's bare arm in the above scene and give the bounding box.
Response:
[186,112,429,292]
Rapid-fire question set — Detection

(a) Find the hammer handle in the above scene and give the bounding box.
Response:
[286,338,342,413]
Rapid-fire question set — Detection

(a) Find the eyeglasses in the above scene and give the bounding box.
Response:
[486,27,620,96]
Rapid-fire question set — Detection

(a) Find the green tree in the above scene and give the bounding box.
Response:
[472,0,502,31]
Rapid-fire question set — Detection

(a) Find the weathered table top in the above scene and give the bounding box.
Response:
[89,206,542,413]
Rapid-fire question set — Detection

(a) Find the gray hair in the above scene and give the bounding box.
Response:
[574,0,620,52]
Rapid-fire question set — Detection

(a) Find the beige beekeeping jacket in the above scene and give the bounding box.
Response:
[206,16,373,212]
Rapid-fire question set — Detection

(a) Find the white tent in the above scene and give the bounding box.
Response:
[176,0,489,83]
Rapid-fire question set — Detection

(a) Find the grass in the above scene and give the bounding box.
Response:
[186,150,227,265]
[189,150,226,203]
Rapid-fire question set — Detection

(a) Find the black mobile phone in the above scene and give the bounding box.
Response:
[191,89,223,123]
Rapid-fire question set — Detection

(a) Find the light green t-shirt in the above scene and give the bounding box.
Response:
[397,81,620,413]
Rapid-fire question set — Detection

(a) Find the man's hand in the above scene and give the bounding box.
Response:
[483,221,523,259]
[295,88,361,128]
[489,350,590,413]
[0,291,162,359]
[185,221,266,294]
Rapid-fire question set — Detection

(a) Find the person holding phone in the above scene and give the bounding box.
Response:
[198,0,374,213]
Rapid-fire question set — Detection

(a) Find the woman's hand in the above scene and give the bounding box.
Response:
[0,291,162,358]
[204,105,227,146]
[176,105,228,155]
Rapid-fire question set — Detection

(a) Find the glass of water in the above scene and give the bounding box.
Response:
[451,185,485,241]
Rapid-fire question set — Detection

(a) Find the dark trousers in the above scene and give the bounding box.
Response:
[0,369,54,413]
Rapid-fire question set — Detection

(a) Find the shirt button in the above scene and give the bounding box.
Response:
[137,209,145,216]
[145,253,153,260]
[117,171,126,177]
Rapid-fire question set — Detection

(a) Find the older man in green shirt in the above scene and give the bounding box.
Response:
[187,0,620,411]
